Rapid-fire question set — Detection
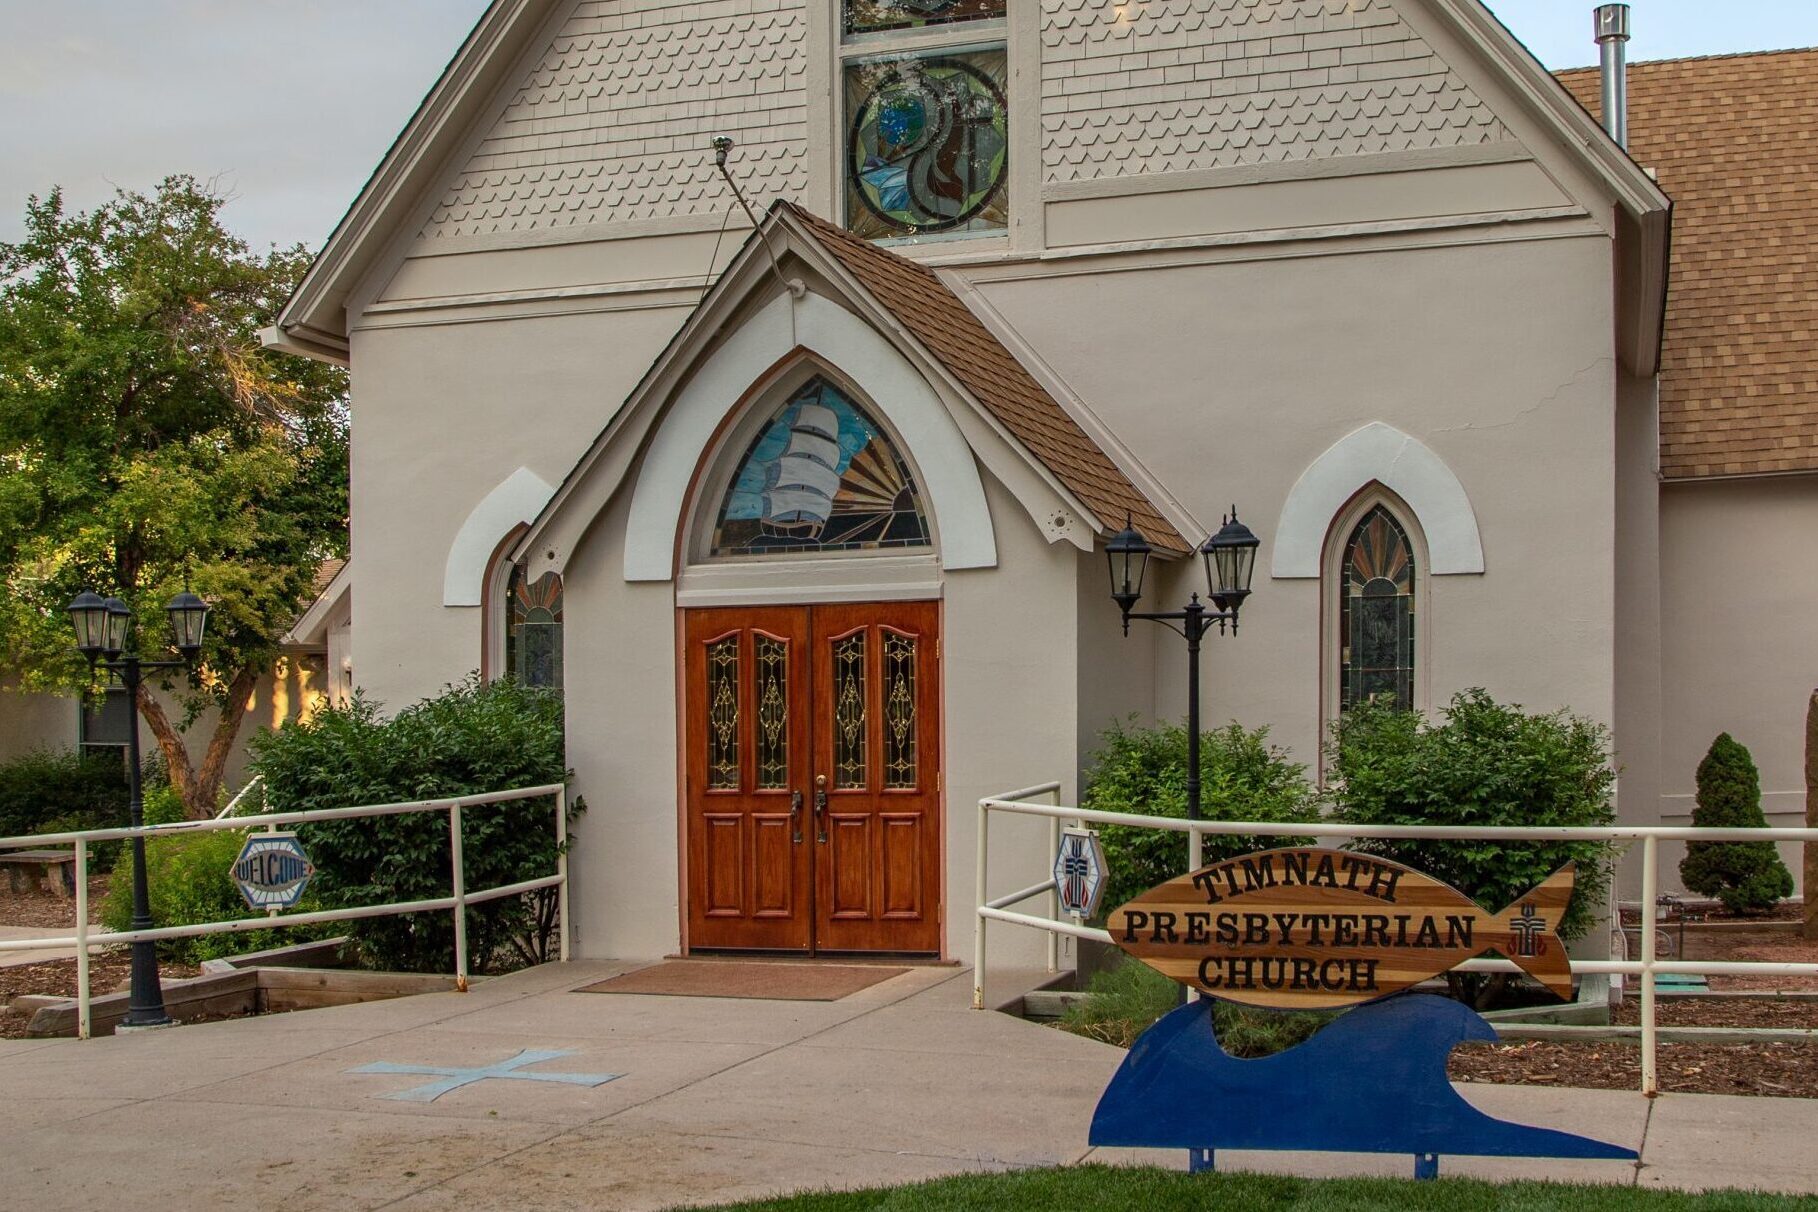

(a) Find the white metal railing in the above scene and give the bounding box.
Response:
[975,784,1818,1097]
[215,774,266,819]
[0,783,570,1040]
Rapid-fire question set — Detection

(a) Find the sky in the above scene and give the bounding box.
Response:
[2,1,1817,252]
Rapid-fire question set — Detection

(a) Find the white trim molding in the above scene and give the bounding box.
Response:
[1273,423,1484,578]
[623,292,997,581]
[444,467,557,605]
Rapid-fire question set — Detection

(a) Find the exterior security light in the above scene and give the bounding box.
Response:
[101,598,132,657]
[1105,515,1153,618]
[165,590,209,658]
[1202,508,1261,616]
[67,591,111,659]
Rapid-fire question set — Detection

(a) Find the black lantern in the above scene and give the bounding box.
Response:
[101,598,132,657]
[165,590,209,657]
[1202,508,1261,614]
[67,591,111,658]
[1105,516,1153,616]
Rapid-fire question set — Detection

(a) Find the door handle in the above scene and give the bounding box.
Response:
[814,774,828,844]
[789,790,804,844]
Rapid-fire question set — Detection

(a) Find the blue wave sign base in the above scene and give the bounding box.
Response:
[1088,993,1635,1178]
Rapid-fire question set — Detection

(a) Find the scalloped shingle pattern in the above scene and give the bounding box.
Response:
[421,0,809,239]
[1041,0,1511,182]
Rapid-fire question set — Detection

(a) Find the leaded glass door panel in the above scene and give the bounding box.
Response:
[684,607,814,951]
[810,601,942,954]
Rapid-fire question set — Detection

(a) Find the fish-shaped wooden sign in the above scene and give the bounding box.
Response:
[1107,847,1575,1010]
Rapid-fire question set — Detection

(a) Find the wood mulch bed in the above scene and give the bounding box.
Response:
[1,952,201,1039]
[0,874,113,930]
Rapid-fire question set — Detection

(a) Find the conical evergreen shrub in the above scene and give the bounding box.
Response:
[1680,733,1793,915]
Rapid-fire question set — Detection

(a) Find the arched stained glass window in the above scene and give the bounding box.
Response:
[1340,506,1415,711]
[710,377,930,558]
[506,568,563,690]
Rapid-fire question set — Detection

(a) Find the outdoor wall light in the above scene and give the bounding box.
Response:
[64,583,211,1029]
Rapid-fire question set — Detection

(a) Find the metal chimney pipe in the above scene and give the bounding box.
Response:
[1594,3,1632,148]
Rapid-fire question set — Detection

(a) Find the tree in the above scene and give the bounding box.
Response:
[0,176,347,816]
[1326,690,1619,1010]
[1681,733,1794,915]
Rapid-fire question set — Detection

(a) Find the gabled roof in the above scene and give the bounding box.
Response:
[512,202,1191,574]
[1559,50,1818,480]
[785,205,1186,552]
[283,559,350,649]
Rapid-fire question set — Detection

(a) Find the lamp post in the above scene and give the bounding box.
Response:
[1106,509,1261,864]
[67,588,210,1029]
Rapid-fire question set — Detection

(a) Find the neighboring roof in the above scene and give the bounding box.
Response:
[1559,50,1818,479]
[285,559,351,649]
[783,204,1186,552]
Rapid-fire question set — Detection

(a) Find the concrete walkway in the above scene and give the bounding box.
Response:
[0,961,1813,1211]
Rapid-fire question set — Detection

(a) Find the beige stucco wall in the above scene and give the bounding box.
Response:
[0,677,75,760]
[971,232,1622,784]
[345,304,693,712]
[1658,476,1818,892]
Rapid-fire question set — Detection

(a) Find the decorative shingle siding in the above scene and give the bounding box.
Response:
[1041,0,1511,183]
[421,0,809,240]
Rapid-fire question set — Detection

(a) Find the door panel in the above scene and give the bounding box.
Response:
[684,608,812,951]
[811,601,942,953]
[684,601,940,954]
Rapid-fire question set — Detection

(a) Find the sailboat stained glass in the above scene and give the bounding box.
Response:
[711,378,930,557]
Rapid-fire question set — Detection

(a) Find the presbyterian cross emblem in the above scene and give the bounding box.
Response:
[1509,902,1547,958]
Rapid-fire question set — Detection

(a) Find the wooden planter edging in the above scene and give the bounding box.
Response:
[25,965,472,1037]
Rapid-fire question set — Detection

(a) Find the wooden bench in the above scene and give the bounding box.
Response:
[0,849,78,898]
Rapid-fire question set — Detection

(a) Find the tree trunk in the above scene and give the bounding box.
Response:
[1805,689,1817,941]
[135,665,261,819]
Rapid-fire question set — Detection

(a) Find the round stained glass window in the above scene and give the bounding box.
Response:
[847,55,1008,236]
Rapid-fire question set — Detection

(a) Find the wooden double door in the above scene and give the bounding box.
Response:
[684,602,941,954]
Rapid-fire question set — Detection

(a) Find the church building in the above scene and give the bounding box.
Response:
[254,0,1803,965]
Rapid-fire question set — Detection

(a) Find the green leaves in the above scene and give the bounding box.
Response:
[1681,733,1793,914]
[1327,690,1619,945]
[0,175,348,811]
[1083,719,1318,913]
[249,677,580,973]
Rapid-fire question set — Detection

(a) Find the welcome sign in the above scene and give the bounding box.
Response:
[1107,847,1575,1010]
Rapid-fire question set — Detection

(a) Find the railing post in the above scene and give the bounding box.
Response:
[450,802,469,992]
[1640,834,1659,1097]
[555,785,571,963]
[75,838,90,1040]
[1046,789,1060,974]
[973,799,989,1010]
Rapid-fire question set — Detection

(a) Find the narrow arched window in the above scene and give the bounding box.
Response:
[1339,506,1415,711]
[710,376,929,558]
[506,568,563,690]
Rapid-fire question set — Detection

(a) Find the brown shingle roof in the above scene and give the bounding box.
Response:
[783,203,1189,552]
[1559,50,1818,479]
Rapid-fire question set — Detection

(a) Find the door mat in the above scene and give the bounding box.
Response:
[575,961,909,1001]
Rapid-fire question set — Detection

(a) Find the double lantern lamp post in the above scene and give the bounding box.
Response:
[66,588,210,1029]
[1105,508,1262,859]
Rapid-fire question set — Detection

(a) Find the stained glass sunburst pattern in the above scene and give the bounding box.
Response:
[883,631,918,789]
[506,569,563,690]
[755,635,789,790]
[712,377,930,558]
[833,632,868,789]
[707,637,740,789]
[1340,506,1416,712]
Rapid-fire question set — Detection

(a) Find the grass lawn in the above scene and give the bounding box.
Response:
[683,1165,1817,1211]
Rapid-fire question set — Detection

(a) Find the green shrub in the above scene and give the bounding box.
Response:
[1082,720,1317,913]
[1680,733,1793,915]
[1327,689,1618,1008]
[100,827,311,964]
[0,748,130,841]
[1058,959,1331,1056]
[249,676,580,973]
